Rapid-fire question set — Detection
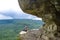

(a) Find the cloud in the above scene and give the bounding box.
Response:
[18,13,42,20]
[32,18,42,20]
[0,0,42,20]
[0,10,42,20]
[0,14,13,19]
[0,0,22,12]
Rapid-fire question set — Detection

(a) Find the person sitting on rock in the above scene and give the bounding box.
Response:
[23,26,29,32]
[19,26,29,34]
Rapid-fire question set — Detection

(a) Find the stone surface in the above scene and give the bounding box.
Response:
[18,0,60,40]
[19,29,57,40]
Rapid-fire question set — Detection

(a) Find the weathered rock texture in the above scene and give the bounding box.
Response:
[18,0,60,40]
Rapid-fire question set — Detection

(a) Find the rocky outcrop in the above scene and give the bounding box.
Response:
[18,0,60,40]
[19,28,58,40]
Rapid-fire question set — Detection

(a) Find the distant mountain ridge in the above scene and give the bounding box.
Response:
[0,19,14,24]
[0,19,44,24]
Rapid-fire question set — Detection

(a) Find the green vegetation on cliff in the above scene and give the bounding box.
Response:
[0,19,43,40]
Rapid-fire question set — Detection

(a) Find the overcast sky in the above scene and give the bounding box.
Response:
[0,0,42,20]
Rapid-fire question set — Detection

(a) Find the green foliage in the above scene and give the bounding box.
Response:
[0,19,43,40]
[16,35,22,40]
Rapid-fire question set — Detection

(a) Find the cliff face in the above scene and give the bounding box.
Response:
[18,0,60,40]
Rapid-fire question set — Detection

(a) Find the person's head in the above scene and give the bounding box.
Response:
[24,26,28,28]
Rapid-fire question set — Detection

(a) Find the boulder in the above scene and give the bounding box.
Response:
[18,0,60,40]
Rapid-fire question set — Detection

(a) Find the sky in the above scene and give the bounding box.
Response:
[0,0,42,20]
